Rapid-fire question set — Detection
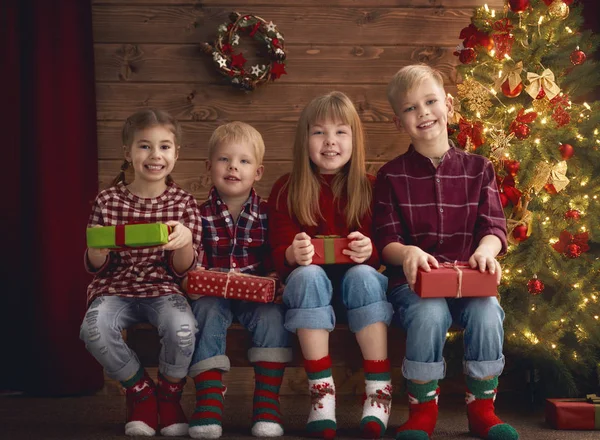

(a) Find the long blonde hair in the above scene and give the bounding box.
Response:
[280,91,371,228]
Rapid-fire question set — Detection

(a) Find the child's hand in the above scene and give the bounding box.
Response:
[291,232,314,266]
[162,221,193,251]
[469,247,502,285]
[344,231,372,264]
[87,225,110,268]
[182,267,204,300]
[402,245,439,291]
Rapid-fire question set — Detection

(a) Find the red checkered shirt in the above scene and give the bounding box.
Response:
[373,143,507,289]
[197,186,271,275]
[85,183,202,305]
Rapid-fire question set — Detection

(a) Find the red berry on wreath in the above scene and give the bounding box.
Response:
[512,224,529,242]
[509,0,530,13]
[564,209,581,221]
[527,278,544,295]
[558,143,574,160]
[501,80,523,98]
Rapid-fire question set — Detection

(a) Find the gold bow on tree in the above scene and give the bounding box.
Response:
[495,61,523,92]
[526,69,561,100]
[530,161,570,193]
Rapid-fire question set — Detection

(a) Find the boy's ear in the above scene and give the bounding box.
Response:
[205,159,212,172]
[254,164,264,182]
[392,115,403,132]
[445,94,454,117]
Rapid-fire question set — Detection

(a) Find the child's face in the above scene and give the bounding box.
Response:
[207,140,263,200]
[393,77,453,146]
[124,125,178,185]
[308,119,353,175]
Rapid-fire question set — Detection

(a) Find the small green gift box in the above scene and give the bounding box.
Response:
[86,223,171,249]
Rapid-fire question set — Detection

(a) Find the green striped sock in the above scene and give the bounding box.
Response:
[251,361,286,437]
[189,370,225,439]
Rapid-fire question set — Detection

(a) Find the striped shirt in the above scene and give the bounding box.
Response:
[198,186,271,275]
[85,183,202,305]
[373,143,507,289]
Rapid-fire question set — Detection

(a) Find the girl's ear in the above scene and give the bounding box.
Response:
[123,145,131,161]
[175,146,180,161]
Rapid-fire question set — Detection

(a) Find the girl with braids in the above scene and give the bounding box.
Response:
[80,108,201,437]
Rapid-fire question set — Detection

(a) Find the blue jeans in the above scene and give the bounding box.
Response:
[79,294,197,381]
[188,296,292,377]
[283,264,393,333]
[388,283,505,381]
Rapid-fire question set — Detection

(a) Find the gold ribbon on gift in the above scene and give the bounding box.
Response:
[441,261,468,298]
[315,235,341,264]
[526,69,561,101]
[495,61,523,92]
[529,161,569,193]
[586,394,600,429]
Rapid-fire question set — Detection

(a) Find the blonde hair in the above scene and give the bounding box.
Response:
[113,108,182,186]
[280,91,371,228]
[208,121,266,165]
[387,64,445,115]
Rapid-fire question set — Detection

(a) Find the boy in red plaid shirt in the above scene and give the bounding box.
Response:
[373,65,518,440]
[182,122,292,439]
[80,109,202,437]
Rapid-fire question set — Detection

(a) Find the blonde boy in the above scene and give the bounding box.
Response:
[184,122,292,439]
[373,65,518,440]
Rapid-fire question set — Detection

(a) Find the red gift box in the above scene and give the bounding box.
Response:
[546,395,600,430]
[311,236,354,265]
[186,270,278,303]
[414,262,497,298]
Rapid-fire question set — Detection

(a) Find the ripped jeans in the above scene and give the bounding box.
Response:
[80,294,197,382]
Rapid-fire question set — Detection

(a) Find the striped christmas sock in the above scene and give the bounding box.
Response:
[305,356,336,440]
[360,359,392,439]
[465,376,518,440]
[189,370,226,439]
[251,361,286,437]
[395,380,439,440]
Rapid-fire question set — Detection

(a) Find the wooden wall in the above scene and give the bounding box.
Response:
[92,0,504,200]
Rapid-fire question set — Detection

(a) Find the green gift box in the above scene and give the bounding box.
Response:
[86,223,171,249]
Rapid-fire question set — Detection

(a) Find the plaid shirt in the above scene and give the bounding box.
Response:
[85,183,202,305]
[373,143,507,289]
[198,186,271,275]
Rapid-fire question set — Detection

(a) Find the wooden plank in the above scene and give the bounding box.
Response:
[95,83,458,122]
[98,159,387,200]
[94,43,460,84]
[92,1,505,8]
[97,121,411,161]
[92,6,483,46]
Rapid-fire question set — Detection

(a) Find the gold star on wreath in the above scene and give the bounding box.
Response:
[488,129,515,162]
[457,78,493,117]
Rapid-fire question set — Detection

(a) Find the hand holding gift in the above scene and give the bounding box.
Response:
[414,261,498,298]
[86,223,172,249]
[343,231,372,264]
[400,245,439,291]
[311,235,355,265]
[162,221,193,251]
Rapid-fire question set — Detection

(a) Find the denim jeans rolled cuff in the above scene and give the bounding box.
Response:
[347,300,394,333]
[188,354,231,377]
[463,355,505,379]
[248,347,293,364]
[402,357,447,382]
[284,305,335,334]
[105,355,141,382]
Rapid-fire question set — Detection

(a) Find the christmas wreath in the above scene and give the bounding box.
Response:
[201,12,287,91]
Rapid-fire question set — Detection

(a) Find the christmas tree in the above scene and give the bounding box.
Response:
[451,0,600,397]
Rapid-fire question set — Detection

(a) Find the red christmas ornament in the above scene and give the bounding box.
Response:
[563,0,574,5]
[559,143,574,160]
[477,33,494,51]
[499,192,509,208]
[509,0,530,13]
[527,278,545,295]
[512,224,529,242]
[570,49,586,65]
[544,183,558,194]
[565,243,582,258]
[541,0,553,5]
[564,209,581,221]
[501,79,523,98]
[504,160,521,176]
[536,88,546,100]
[512,124,530,140]
[456,48,477,64]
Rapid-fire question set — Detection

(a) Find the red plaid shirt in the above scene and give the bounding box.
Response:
[85,183,202,305]
[198,186,271,275]
[373,143,507,289]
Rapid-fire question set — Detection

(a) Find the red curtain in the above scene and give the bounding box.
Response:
[1,0,103,395]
